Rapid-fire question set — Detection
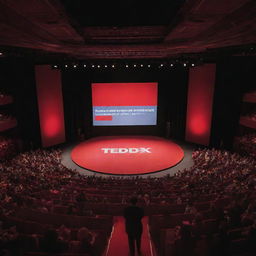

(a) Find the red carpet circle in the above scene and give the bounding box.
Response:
[71,136,184,175]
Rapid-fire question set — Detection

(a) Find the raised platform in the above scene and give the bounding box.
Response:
[71,136,184,175]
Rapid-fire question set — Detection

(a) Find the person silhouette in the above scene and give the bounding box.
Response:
[124,197,144,256]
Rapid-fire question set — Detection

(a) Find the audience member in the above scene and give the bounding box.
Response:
[40,228,68,253]
[124,197,144,256]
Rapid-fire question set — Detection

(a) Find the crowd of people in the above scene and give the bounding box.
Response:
[0,149,100,255]
[0,144,255,255]
[0,136,18,160]
[0,149,76,216]
[156,148,256,255]
[233,133,256,158]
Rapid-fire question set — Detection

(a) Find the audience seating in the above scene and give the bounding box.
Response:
[0,146,256,255]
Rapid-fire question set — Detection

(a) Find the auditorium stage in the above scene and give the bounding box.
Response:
[61,136,195,177]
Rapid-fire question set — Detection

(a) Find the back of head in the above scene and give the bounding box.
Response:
[41,229,58,252]
[77,227,91,242]
[180,224,192,240]
[44,229,58,242]
[130,197,138,205]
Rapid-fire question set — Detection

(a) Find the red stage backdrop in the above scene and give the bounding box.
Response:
[186,64,216,146]
[92,82,157,106]
[35,65,65,147]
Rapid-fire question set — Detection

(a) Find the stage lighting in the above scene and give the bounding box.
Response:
[83,64,87,68]
[140,64,143,67]
[0,52,3,56]
[148,64,151,68]
[104,65,108,68]
[191,63,195,67]
[92,65,95,68]
[65,64,68,68]
[97,65,100,68]
[125,64,129,68]
[73,64,77,68]
[183,63,187,67]
[112,64,115,68]
[134,64,137,67]
[170,63,174,67]
[53,65,58,69]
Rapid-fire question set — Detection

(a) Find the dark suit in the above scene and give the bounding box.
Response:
[124,205,144,255]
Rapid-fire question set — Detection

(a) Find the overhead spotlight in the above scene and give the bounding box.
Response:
[104,65,108,68]
[125,64,129,68]
[83,64,87,68]
[134,64,137,67]
[183,63,187,67]
[73,64,77,68]
[53,65,58,69]
[140,64,143,67]
[92,65,95,68]
[191,63,195,67]
[0,52,3,56]
[148,64,151,68]
[97,65,100,68]
[112,64,115,68]
[65,64,68,68]
[170,63,174,67]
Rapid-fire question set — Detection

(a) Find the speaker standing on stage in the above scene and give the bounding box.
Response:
[124,197,144,256]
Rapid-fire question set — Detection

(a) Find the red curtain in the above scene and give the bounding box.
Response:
[186,64,216,146]
[35,65,65,147]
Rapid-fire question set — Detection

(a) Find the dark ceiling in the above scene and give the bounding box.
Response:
[0,0,255,61]
[59,0,186,27]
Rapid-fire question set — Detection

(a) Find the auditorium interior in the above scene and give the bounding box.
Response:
[0,0,256,255]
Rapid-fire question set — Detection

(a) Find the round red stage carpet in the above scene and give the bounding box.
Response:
[71,136,184,175]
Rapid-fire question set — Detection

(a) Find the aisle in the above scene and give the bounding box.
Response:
[105,216,153,256]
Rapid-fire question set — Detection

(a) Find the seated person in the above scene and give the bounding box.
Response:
[173,223,196,256]
[72,226,96,255]
[57,224,71,242]
[40,228,68,253]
